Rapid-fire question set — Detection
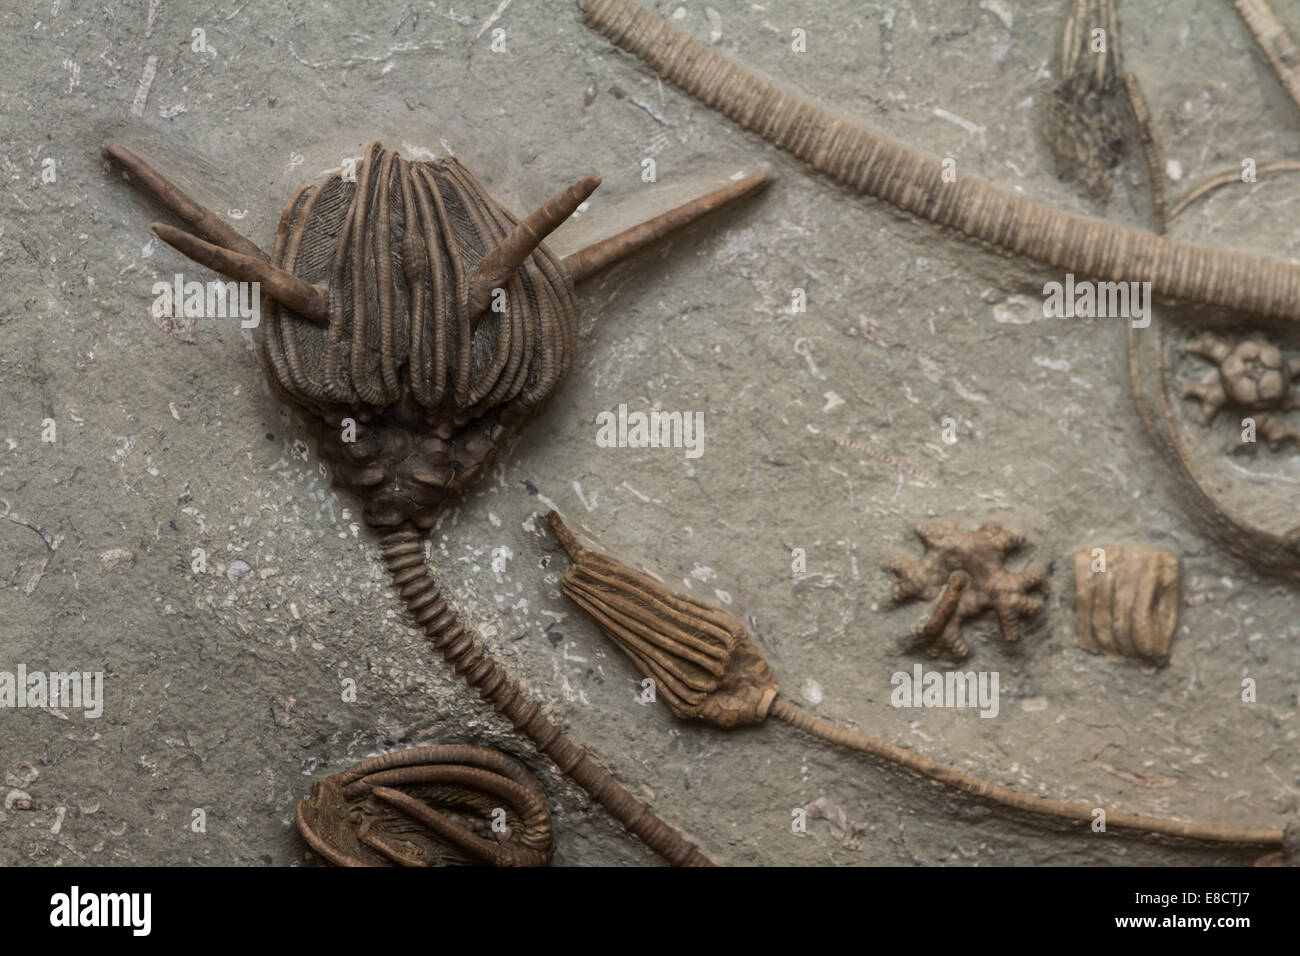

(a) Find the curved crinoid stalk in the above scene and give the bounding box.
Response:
[888,522,1047,661]
[547,512,1285,850]
[106,139,767,866]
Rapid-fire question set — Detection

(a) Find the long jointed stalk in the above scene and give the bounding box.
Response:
[580,0,1300,322]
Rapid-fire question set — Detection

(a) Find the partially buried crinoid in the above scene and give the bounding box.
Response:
[1180,331,1300,453]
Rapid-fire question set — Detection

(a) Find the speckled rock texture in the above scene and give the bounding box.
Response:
[0,0,1296,865]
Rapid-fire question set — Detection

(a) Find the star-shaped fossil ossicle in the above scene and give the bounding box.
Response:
[888,521,1046,661]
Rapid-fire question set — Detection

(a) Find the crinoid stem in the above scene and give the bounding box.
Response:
[579,0,1300,322]
[376,525,714,866]
[563,172,769,282]
[1232,0,1300,114]
[768,698,1283,846]
[1168,160,1300,222]
[550,515,1286,850]
[1122,72,1167,235]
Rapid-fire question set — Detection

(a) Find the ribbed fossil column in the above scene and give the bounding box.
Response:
[377,525,713,866]
[1233,0,1300,114]
[580,0,1300,322]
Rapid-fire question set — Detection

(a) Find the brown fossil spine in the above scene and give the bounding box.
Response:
[378,525,713,866]
[563,172,769,281]
[769,698,1282,845]
[580,0,1300,321]
[104,141,268,260]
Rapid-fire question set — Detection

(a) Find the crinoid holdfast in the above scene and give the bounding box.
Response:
[105,139,769,867]
[547,512,1285,849]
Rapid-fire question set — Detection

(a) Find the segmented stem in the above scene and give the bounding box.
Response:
[377,526,714,866]
[580,0,1300,321]
[769,698,1282,845]
[1232,0,1300,114]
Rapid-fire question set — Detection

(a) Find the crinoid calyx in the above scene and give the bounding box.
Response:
[1180,331,1300,453]
[888,522,1047,661]
[106,138,768,866]
[548,512,778,727]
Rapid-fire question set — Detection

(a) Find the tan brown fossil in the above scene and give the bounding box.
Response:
[1179,332,1300,454]
[1042,0,1126,202]
[1073,545,1181,663]
[888,522,1047,661]
[547,512,1284,849]
[296,746,554,867]
[580,0,1300,321]
[547,512,778,727]
[105,139,773,867]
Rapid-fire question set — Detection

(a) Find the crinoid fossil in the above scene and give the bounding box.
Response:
[105,139,768,866]
[296,746,554,867]
[548,512,1284,849]
[1180,331,1300,453]
[1042,0,1127,202]
[888,522,1047,661]
[1073,545,1181,664]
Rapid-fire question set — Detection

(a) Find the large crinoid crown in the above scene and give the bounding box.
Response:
[111,136,766,528]
[263,143,589,528]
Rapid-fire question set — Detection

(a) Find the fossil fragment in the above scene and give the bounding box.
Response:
[106,139,768,867]
[580,0,1300,321]
[1122,72,1167,234]
[1042,0,1125,202]
[888,522,1046,661]
[1232,0,1300,114]
[1168,159,1300,222]
[547,513,1283,848]
[548,511,778,727]
[1180,332,1300,453]
[1073,545,1180,663]
[296,746,554,867]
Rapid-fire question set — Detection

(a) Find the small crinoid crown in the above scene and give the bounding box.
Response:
[106,139,765,529]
